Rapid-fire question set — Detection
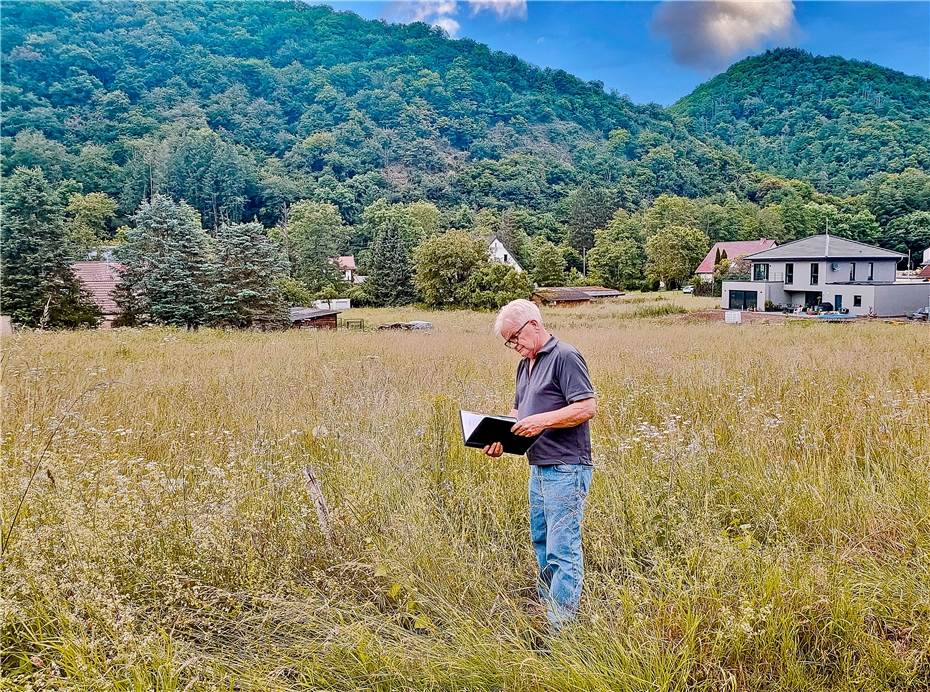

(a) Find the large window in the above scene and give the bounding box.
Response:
[810,263,819,285]
[753,263,770,281]
[849,263,856,281]
[785,263,794,284]
[854,295,862,307]
[728,290,758,310]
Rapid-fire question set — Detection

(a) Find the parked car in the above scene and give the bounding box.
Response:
[907,306,930,321]
[681,285,694,294]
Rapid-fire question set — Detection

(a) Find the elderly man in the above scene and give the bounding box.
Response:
[485,299,596,631]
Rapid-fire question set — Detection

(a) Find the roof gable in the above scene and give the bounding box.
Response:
[696,240,777,274]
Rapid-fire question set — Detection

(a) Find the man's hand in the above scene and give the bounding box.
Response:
[483,442,504,457]
[511,413,551,437]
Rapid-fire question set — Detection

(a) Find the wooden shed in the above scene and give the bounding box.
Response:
[532,287,592,307]
[289,307,341,330]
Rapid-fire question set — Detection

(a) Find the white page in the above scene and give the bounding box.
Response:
[460,410,483,440]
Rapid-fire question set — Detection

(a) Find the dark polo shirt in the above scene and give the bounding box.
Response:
[514,335,595,466]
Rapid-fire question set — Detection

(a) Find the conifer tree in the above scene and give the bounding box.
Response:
[209,222,289,328]
[114,195,212,328]
[368,217,417,306]
[0,167,100,327]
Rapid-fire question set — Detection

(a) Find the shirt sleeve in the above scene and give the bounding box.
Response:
[557,348,596,403]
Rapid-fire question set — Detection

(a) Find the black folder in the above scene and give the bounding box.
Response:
[460,410,540,455]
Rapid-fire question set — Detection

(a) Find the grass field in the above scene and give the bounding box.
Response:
[3,293,929,690]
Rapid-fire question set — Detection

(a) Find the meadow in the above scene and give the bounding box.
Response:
[2,294,929,690]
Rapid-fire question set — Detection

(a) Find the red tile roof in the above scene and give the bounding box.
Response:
[695,239,777,275]
[336,255,356,271]
[71,261,123,316]
[918,264,930,279]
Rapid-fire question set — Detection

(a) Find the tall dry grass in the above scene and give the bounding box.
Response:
[2,301,929,690]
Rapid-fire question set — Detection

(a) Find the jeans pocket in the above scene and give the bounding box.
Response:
[550,463,577,473]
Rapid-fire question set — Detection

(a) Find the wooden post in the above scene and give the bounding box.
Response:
[302,466,332,546]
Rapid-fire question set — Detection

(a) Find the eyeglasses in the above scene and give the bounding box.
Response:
[504,320,531,349]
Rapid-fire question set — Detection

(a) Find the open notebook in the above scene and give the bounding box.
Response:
[459,410,540,455]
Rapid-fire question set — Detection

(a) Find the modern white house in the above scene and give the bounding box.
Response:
[488,238,523,273]
[721,234,930,317]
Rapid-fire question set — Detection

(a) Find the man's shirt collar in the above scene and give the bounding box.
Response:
[536,334,558,356]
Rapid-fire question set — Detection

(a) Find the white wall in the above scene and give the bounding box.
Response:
[873,283,930,317]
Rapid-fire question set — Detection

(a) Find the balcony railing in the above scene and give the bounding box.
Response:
[752,272,784,282]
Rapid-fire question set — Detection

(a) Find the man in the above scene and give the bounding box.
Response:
[485,299,596,631]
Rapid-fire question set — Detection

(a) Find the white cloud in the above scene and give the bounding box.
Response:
[652,0,796,69]
[468,0,527,21]
[384,0,526,38]
[433,16,461,35]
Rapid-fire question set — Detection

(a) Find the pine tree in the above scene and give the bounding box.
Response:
[209,222,289,329]
[0,167,100,327]
[114,195,212,328]
[368,219,416,306]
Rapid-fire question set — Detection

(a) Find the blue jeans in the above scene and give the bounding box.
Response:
[528,463,593,630]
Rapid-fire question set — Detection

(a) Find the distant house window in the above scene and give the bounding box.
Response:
[785,263,793,284]
[503,254,508,262]
[868,262,874,281]
[854,295,862,307]
[753,263,769,281]
[810,263,819,285]
[849,263,856,281]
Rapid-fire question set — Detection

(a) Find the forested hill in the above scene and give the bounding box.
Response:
[671,49,930,194]
[0,0,747,229]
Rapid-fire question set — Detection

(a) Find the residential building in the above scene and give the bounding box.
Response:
[721,234,929,317]
[335,255,363,283]
[695,239,777,283]
[488,238,524,273]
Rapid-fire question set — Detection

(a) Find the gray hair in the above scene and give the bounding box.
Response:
[493,299,543,337]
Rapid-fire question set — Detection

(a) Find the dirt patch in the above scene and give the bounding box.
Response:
[676,310,787,325]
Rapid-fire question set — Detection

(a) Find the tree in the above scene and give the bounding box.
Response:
[532,239,566,287]
[587,234,645,290]
[645,225,710,288]
[270,201,346,292]
[209,222,289,328]
[367,212,419,306]
[464,262,533,310]
[66,192,118,257]
[0,168,100,327]
[885,211,930,265]
[114,195,212,328]
[565,186,614,253]
[586,210,646,290]
[413,230,486,308]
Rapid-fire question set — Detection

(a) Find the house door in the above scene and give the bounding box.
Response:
[834,295,843,311]
[805,292,822,307]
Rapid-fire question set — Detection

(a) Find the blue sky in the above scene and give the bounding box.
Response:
[321,1,930,105]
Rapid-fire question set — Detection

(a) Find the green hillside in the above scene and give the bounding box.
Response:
[0,0,748,229]
[672,49,930,194]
